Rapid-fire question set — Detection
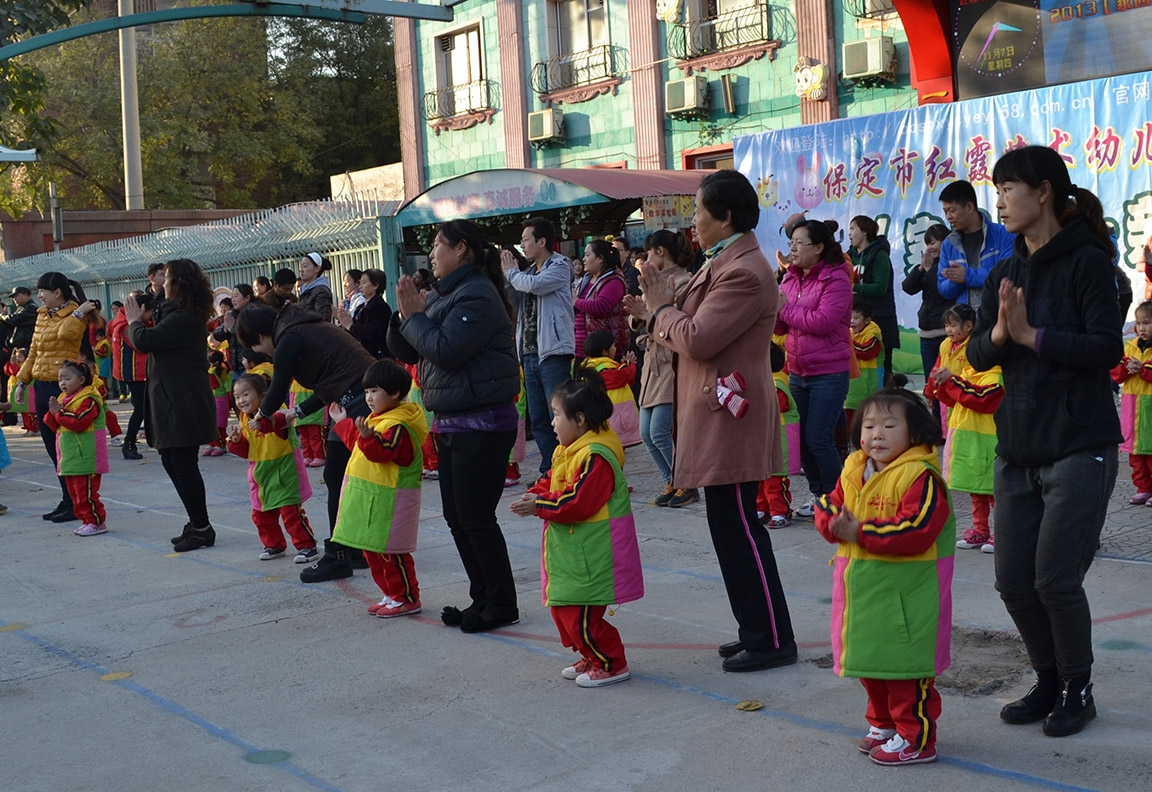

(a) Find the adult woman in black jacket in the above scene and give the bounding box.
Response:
[968,145,1122,738]
[337,268,391,358]
[388,219,521,634]
[902,223,954,403]
[237,302,376,582]
[126,259,218,552]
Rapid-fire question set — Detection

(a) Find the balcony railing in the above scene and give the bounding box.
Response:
[530,44,623,95]
[422,79,496,121]
[667,0,773,61]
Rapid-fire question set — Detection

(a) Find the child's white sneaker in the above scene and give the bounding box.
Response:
[858,726,897,754]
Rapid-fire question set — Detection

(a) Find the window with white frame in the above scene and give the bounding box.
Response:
[543,0,609,89]
[434,26,484,117]
[684,0,764,55]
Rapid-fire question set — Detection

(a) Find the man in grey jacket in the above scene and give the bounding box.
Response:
[502,217,574,479]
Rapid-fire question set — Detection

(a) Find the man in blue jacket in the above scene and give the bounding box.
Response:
[936,180,1015,309]
[502,217,575,480]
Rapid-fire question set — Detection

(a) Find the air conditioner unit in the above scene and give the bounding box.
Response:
[842,36,895,81]
[528,108,564,144]
[665,76,709,115]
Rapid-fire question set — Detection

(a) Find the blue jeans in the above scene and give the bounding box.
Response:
[522,353,573,474]
[790,371,849,497]
[639,403,674,483]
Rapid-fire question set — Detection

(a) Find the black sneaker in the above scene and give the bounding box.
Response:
[171,522,194,545]
[42,500,70,521]
[668,488,699,508]
[50,507,78,523]
[299,542,353,582]
[173,526,215,552]
[460,611,520,634]
[653,484,677,507]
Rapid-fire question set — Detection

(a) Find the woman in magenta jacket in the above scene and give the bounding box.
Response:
[775,219,853,516]
[574,239,629,360]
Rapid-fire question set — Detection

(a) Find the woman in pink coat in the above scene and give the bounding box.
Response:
[625,170,796,674]
[574,239,629,360]
[775,220,853,515]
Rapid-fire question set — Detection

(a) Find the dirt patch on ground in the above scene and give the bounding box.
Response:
[808,626,1030,695]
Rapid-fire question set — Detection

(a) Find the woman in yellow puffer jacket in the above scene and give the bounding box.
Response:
[13,272,98,522]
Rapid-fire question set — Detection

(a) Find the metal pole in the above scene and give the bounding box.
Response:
[118,0,144,210]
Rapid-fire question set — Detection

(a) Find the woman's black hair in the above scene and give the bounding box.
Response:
[234,372,270,398]
[1134,300,1152,319]
[791,219,845,265]
[645,229,695,269]
[164,259,215,322]
[770,342,785,373]
[582,329,616,358]
[697,169,760,233]
[235,303,279,349]
[992,145,1114,255]
[362,358,411,396]
[584,239,620,274]
[551,368,613,434]
[208,349,227,376]
[346,268,364,283]
[851,215,880,242]
[133,292,155,311]
[36,272,86,305]
[59,359,93,386]
[850,387,943,451]
[436,219,514,318]
[273,268,298,287]
[219,297,233,310]
[361,268,388,291]
[942,303,977,326]
[254,275,272,290]
[924,223,950,245]
[233,283,255,300]
[302,253,332,272]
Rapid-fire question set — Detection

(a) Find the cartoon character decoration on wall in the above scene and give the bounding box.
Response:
[794,152,823,212]
[793,57,828,102]
[656,0,683,24]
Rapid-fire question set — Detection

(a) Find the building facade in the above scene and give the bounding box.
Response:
[395,0,928,198]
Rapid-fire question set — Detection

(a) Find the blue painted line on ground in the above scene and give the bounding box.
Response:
[0,619,349,792]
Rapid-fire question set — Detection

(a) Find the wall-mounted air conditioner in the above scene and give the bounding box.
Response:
[842,36,895,81]
[665,76,709,115]
[528,108,564,144]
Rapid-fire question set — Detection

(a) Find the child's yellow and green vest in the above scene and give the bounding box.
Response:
[774,379,799,477]
[824,445,954,680]
[540,428,644,607]
[289,380,323,427]
[55,385,109,476]
[942,365,1002,495]
[238,413,312,511]
[7,377,32,413]
[1119,337,1152,455]
[582,356,640,447]
[333,402,429,555]
[845,320,882,410]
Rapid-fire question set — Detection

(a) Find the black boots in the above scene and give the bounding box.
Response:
[172,525,215,552]
[43,500,76,523]
[122,439,143,460]
[299,539,354,583]
[1043,678,1096,737]
[1000,677,1060,724]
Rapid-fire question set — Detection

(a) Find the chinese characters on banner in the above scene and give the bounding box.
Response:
[734,71,1152,327]
[642,195,695,231]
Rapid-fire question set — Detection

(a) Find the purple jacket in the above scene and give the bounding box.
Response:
[775,259,853,377]
[574,271,628,358]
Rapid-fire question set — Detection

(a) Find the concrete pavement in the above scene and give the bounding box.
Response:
[2,403,1150,792]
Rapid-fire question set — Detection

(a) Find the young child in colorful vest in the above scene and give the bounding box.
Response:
[44,361,110,537]
[814,389,954,767]
[93,328,113,383]
[204,346,232,456]
[510,369,644,688]
[1112,300,1152,504]
[758,344,798,528]
[924,304,1001,552]
[580,330,641,448]
[925,304,974,442]
[403,362,439,480]
[229,373,318,563]
[5,348,38,435]
[330,359,429,618]
[290,380,326,467]
[88,363,123,441]
[845,300,883,428]
[506,373,527,487]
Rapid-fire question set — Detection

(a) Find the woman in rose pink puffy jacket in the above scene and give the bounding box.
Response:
[774,219,853,517]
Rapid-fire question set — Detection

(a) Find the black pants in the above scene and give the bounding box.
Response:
[438,429,519,620]
[322,392,371,534]
[993,448,1117,679]
[159,446,211,529]
[703,481,795,652]
[125,380,147,442]
[34,379,70,505]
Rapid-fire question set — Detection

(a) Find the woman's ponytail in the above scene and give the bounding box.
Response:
[1068,187,1114,258]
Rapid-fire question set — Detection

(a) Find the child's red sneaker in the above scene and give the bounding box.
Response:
[575,665,631,688]
[561,657,593,680]
[377,599,422,618]
[868,735,938,766]
[857,727,896,754]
